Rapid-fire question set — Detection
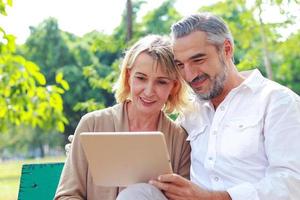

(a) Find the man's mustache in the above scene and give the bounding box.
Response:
[190,74,209,85]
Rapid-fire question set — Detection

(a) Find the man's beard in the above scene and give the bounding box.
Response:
[192,56,228,101]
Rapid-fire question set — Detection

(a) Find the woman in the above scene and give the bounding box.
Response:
[55,35,191,200]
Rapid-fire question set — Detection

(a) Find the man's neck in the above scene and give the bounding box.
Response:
[211,69,245,109]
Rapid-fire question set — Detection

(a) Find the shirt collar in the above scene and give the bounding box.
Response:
[239,69,266,93]
[188,69,266,106]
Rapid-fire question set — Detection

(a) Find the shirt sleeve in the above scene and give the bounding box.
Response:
[227,92,300,200]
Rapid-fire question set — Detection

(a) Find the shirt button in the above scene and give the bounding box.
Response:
[214,177,219,181]
[208,157,213,161]
[212,130,217,135]
[220,106,225,111]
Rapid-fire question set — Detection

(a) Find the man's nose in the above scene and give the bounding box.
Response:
[183,64,197,82]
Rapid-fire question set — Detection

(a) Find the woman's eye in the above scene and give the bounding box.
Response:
[158,80,168,85]
[136,76,145,80]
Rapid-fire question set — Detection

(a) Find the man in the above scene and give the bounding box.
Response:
[117,12,300,200]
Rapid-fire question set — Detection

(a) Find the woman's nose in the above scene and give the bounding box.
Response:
[144,82,154,95]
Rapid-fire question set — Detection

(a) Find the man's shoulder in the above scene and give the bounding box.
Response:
[262,79,299,101]
[176,100,208,135]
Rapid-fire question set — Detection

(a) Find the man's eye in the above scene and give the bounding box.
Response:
[193,59,204,63]
[176,63,184,68]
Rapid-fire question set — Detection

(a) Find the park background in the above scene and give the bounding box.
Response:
[1,0,300,199]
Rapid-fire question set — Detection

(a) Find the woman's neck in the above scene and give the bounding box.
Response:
[126,101,160,131]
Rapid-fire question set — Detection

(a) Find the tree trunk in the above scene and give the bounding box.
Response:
[39,141,45,158]
[126,0,133,42]
[258,4,273,80]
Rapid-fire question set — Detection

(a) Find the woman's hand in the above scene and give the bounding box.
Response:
[65,134,74,155]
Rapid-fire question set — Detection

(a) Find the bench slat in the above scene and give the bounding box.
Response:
[18,162,64,200]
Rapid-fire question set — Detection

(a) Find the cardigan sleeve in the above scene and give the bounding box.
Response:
[54,115,92,200]
[176,128,191,180]
[54,105,125,200]
[165,122,191,180]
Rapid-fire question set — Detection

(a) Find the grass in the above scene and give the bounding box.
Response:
[0,156,66,200]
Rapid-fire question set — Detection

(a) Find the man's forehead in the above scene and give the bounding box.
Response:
[173,31,207,49]
[172,31,207,44]
[172,32,216,61]
[173,45,206,62]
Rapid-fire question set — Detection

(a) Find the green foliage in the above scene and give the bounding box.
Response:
[73,99,105,113]
[112,0,146,48]
[0,0,12,15]
[275,31,300,93]
[20,18,117,137]
[0,13,68,133]
[139,0,181,35]
[22,18,73,84]
[0,126,64,158]
[0,53,68,132]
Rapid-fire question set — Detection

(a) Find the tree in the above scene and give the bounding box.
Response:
[1,1,69,158]
[20,18,118,139]
[138,0,181,36]
[126,0,133,42]
[275,31,300,94]
[0,1,68,133]
[21,18,73,84]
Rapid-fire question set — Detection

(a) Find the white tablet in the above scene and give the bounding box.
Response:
[79,131,173,186]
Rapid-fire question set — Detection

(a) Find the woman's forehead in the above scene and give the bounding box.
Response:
[133,65,172,78]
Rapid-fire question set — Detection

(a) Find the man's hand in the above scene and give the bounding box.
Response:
[149,174,231,200]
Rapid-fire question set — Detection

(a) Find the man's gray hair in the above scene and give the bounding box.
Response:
[171,13,234,52]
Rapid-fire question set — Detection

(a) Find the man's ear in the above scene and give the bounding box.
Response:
[223,39,233,58]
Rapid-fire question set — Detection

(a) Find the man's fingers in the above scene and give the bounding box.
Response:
[68,134,74,142]
[158,174,186,186]
[164,191,186,200]
[149,180,182,196]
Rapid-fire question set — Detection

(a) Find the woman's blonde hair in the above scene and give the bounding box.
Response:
[113,35,190,113]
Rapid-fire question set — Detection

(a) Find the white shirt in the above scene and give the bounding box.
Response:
[179,69,300,200]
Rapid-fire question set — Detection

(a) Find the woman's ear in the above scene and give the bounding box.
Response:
[126,69,131,87]
[170,80,180,97]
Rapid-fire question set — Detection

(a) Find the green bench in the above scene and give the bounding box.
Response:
[18,162,64,200]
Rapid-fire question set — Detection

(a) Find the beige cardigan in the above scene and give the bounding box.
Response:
[55,102,191,200]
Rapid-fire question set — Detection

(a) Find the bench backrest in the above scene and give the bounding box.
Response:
[18,162,64,200]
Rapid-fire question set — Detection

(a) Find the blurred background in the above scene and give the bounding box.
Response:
[1,0,300,199]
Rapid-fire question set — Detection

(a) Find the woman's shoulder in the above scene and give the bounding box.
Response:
[160,112,187,138]
[76,103,124,131]
[81,103,123,122]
